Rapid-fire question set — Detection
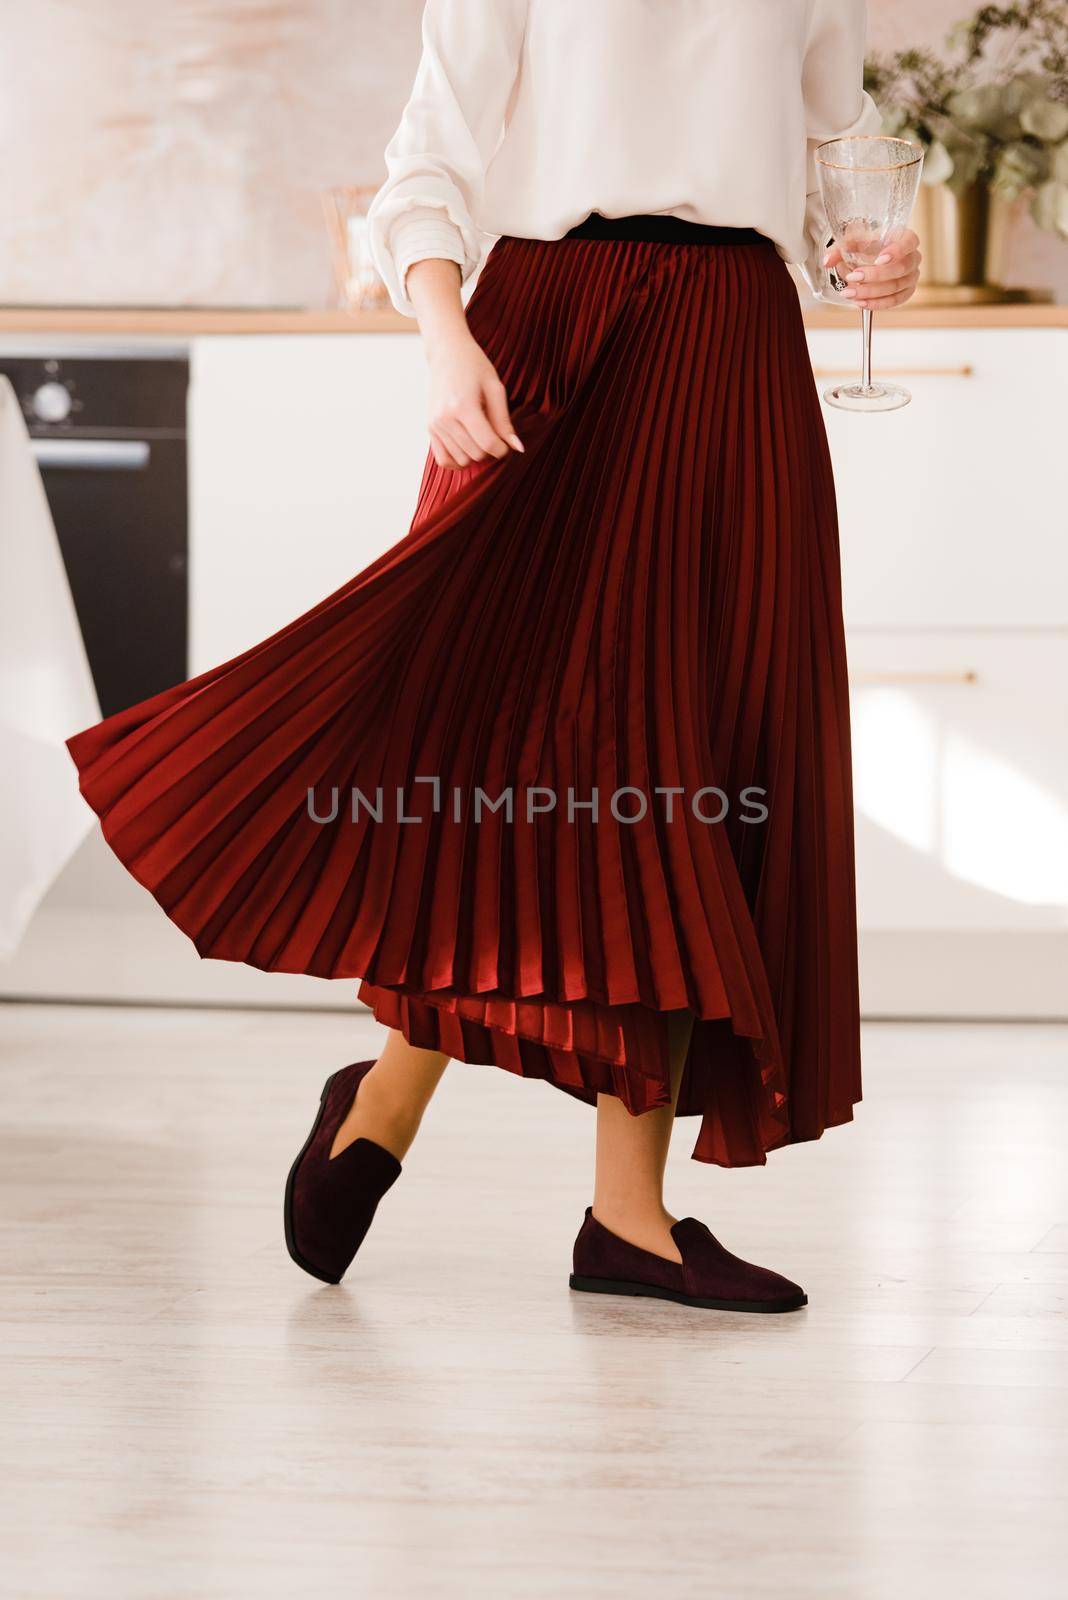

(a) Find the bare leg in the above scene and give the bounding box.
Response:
[591,1009,696,1263]
[330,1028,448,1162]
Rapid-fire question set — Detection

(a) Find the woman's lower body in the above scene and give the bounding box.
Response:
[67,215,859,1302]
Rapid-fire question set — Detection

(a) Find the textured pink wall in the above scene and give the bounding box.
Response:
[0,1,418,306]
[0,0,1064,306]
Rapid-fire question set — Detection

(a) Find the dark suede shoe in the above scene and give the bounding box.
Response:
[570,1207,807,1313]
[284,1061,401,1284]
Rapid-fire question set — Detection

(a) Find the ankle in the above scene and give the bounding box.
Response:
[590,1199,682,1264]
[358,1061,421,1116]
[331,1064,427,1162]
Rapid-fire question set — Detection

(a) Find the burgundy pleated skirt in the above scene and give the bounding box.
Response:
[66,215,861,1165]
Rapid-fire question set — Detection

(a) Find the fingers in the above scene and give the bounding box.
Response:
[428,408,479,470]
[429,428,469,470]
[839,231,922,308]
[840,254,920,295]
[430,371,524,473]
[844,249,921,286]
[855,285,917,310]
[843,258,921,306]
[459,397,512,461]
[484,377,524,455]
[843,228,919,276]
[450,414,495,462]
[824,227,922,307]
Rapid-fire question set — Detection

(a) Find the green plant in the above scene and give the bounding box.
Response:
[864,2,1068,236]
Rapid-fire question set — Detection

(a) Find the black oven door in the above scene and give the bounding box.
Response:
[33,433,188,719]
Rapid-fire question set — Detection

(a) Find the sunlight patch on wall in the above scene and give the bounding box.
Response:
[853,688,938,855]
[943,734,1068,907]
[852,686,1068,914]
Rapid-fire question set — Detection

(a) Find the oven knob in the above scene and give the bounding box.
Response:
[32,381,73,423]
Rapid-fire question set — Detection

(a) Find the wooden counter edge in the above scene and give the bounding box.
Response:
[0,303,1066,335]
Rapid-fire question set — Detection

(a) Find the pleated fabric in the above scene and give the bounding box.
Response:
[66,225,861,1165]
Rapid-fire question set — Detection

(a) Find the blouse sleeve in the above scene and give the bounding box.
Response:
[799,0,883,302]
[367,0,528,317]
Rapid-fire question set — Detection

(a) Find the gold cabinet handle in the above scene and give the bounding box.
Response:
[813,364,974,378]
[849,669,979,685]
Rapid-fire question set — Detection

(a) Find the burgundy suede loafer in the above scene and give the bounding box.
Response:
[284,1060,401,1285]
[570,1207,807,1313]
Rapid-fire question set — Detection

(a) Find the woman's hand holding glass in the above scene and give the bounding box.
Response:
[823,230,922,310]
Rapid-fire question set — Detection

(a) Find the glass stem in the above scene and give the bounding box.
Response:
[860,307,874,392]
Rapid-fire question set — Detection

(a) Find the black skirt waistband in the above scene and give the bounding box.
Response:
[564,213,769,248]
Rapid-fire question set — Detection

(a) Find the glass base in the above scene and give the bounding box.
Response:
[823,380,912,413]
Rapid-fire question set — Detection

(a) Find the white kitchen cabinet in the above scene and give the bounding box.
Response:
[808,326,1068,629]
[189,334,430,670]
[849,631,1067,932]
[807,324,1068,1014]
[847,632,1067,1016]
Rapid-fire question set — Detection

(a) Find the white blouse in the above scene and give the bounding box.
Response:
[368,0,882,316]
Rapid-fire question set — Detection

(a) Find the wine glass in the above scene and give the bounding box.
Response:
[815,135,923,412]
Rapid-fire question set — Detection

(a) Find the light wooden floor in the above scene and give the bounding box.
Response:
[2,1004,1066,1599]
